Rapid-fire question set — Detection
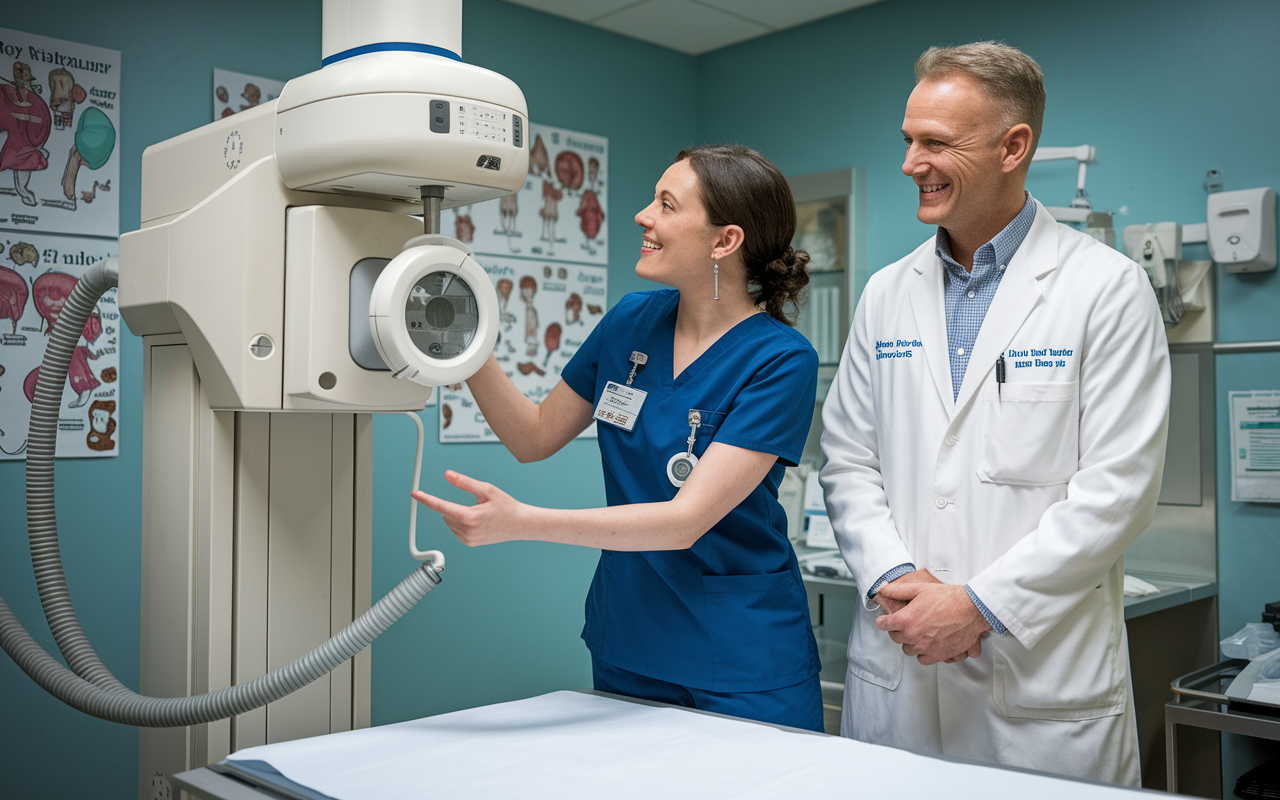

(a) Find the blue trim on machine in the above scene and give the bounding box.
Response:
[322,42,461,66]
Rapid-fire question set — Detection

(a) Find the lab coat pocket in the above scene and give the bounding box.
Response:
[992,588,1125,720]
[978,381,1079,486]
[702,571,814,689]
[845,605,904,690]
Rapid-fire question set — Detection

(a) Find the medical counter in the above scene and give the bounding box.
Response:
[795,543,1218,621]
[170,690,1189,800]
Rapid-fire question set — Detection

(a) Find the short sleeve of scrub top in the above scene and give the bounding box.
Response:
[561,289,820,693]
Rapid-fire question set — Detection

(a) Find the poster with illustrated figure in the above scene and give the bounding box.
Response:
[213,68,285,121]
[457,123,607,266]
[438,257,607,442]
[0,29,120,239]
[0,232,120,459]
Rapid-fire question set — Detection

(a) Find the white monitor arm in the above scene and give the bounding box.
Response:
[1031,144,1096,223]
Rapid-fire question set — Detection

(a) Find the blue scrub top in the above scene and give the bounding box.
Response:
[562,289,821,693]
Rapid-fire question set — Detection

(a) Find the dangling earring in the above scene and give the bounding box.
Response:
[713,261,720,301]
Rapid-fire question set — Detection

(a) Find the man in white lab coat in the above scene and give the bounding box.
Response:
[819,42,1170,784]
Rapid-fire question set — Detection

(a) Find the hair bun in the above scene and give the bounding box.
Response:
[772,246,811,273]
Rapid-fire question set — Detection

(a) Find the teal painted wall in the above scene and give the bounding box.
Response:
[0,2,695,798]
[697,0,1280,635]
[698,0,1280,789]
[4,0,1280,796]
[696,0,1280,305]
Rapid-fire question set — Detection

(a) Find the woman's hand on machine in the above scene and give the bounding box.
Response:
[412,470,525,547]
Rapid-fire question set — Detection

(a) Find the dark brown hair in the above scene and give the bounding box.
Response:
[676,144,810,326]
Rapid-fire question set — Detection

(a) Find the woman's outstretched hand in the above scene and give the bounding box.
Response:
[412,470,525,547]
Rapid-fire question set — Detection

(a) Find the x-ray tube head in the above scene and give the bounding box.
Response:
[405,271,479,359]
[370,235,499,386]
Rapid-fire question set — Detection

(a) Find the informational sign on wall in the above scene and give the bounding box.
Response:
[1229,389,1280,503]
[438,123,609,444]
[213,68,285,121]
[438,257,605,442]
[0,232,120,459]
[0,28,120,238]
[456,123,607,266]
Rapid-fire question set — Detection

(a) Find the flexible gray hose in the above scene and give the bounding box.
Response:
[24,260,130,693]
[4,258,442,726]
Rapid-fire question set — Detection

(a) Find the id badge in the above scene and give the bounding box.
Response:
[594,381,647,432]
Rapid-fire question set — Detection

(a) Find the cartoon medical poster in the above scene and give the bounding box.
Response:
[438,258,606,442]
[0,29,120,239]
[0,232,119,459]
[461,123,607,266]
[213,68,286,121]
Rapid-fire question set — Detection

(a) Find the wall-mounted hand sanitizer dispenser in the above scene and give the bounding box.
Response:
[1207,187,1277,273]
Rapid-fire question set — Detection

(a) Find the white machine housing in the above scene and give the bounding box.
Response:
[323,0,462,60]
[1207,187,1277,273]
[276,53,527,206]
[111,1,528,796]
[119,7,527,411]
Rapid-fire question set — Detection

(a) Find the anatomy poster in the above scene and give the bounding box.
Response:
[458,123,607,266]
[0,232,119,459]
[213,68,285,121]
[0,29,120,238]
[438,258,606,442]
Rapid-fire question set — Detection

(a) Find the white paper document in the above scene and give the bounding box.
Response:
[1229,390,1280,503]
[226,691,1149,800]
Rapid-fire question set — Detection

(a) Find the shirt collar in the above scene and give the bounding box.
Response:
[935,192,1037,278]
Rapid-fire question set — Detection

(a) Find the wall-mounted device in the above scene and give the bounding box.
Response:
[1207,187,1277,273]
[1030,144,1096,224]
[1123,222,1183,326]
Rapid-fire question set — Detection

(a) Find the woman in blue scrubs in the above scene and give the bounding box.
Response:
[413,145,823,731]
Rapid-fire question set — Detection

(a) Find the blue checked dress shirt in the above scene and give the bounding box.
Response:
[865,193,1038,637]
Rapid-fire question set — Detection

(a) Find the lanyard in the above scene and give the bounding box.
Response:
[626,351,647,385]
[593,351,649,432]
[667,409,701,487]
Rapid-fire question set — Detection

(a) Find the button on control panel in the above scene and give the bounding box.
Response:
[453,102,512,144]
[429,100,449,134]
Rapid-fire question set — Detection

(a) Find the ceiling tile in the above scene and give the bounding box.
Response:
[692,0,881,29]
[500,0,644,23]
[592,0,771,55]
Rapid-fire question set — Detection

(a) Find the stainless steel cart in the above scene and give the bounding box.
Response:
[1167,660,1280,794]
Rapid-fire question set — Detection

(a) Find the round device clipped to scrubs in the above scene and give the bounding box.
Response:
[369,235,499,387]
[666,451,698,487]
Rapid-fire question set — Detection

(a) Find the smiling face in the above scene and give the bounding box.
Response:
[901,73,1027,246]
[634,160,720,287]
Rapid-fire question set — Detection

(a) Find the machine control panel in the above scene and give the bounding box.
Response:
[452,101,518,145]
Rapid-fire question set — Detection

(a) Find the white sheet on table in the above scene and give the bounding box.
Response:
[227,691,1144,799]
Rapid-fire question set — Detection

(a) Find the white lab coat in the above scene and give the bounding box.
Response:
[820,199,1170,784]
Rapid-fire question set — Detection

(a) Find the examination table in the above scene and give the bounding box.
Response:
[172,690,1187,799]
